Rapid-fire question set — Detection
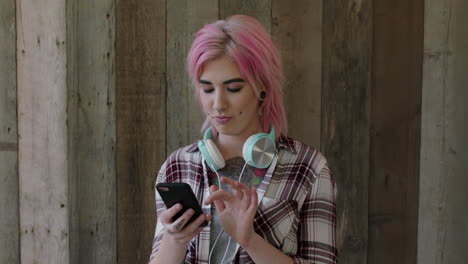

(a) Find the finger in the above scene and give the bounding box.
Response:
[220,176,237,187]
[221,177,243,199]
[160,203,183,225]
[183,213,209,234]
[232,184,243,200]
[213,197,226,212]
[204,189,234,205]
[206,185,227,211]
[168,208,194,233]
[209,184,219,193]
[248,187,258,212]
[236,181,251,208]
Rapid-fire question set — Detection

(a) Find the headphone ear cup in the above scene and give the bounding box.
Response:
[205,139,225,170]
[242,134,260,166]
[243,133,276,168]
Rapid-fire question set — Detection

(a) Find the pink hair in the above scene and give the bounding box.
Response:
[187,15,287,138]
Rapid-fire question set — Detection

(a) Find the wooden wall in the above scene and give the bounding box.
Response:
[418,0,468,263]
[116,0,165,263]
[369,0,423,263]
[0,0,18,263]
[67,0,116,263]
[1,0,467,263]
[17,0,69,263]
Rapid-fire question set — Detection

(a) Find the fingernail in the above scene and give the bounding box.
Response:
[187,209,194,215]
[176,203,182,209]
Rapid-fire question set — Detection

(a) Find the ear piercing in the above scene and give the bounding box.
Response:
[259,90,267,101]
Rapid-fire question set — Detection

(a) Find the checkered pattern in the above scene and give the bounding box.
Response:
[149,135,338,264]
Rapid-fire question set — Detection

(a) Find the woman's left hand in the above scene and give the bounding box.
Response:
[204,176,258,247]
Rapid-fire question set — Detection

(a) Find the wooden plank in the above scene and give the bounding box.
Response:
[219,0,271,33]
[322,1,372,263]
[66,0,79,263]
[369,0,423,263]
[0,0,18,263]
[272,0,322,148]
[418,0,468,263]
[67,0,116,263]
[166,0,218,155]
[17,0,69,263]
[115,0,165,262]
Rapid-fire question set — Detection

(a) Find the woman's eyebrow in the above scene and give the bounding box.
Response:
[199,78,245,85]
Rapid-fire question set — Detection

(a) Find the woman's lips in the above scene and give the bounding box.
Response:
[214,116,232,125]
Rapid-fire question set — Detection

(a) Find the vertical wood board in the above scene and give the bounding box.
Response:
[322,1,372,263]
[418,0,468,263]
[68,0,116,263]
[370,0,423,263]
[166,0,218,155]
[272,0,322,147]
[116,0,166,262]
[219,0,272,33]
[0,0,19,263]
[17,0,69,263]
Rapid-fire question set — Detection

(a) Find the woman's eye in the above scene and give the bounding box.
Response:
[227,87,242,93]
[203,88,214,93]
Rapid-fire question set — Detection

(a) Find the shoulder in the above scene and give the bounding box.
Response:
[166,141,201,162]
[157,141,203,179]
[277,135,328,177]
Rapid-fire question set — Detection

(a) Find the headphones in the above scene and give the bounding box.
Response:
[198,125,277,170]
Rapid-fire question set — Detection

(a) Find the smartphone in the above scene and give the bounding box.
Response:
[156,183,208,227]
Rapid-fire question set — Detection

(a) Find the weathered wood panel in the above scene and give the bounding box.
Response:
[418,0,468,263]
[370,0,423,263]
[67,0,116,263]
[66,0,79,263]
[116,0,165,262]
[322,1,372,263]
[166,0,218,155]
[0,0,18,263]
[272,0,322,147]
[220,0,271,33]
[17,0,69,263]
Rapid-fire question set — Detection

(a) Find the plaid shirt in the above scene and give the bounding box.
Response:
[150,135,338,264]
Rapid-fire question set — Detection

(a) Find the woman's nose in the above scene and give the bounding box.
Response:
[213,90,227,113]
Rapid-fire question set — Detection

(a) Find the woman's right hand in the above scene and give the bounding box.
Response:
[159,203,211,246]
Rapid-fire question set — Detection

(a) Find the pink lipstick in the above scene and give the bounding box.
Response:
[214,116,232,125]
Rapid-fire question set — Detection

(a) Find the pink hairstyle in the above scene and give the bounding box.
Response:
[187,15,287,138]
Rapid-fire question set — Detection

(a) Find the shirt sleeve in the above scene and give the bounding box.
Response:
[148,161,169,263]
[289,163,338,264]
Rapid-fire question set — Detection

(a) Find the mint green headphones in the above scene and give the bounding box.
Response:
[198,125,277,171]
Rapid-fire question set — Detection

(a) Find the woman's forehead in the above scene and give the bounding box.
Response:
[200,56,243,82]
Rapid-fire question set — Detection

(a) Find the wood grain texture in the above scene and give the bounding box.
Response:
[67,0,116,263]
[220,0,271,33]
[166,0,218,155]
[272,0,322,148]
[0,0,18,263]
[369,0,423,263]
[418,0,468,263]
[116,0,165,262]
[322,1,372,263]
[17,0,69,263]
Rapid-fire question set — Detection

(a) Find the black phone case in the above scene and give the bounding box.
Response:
[156,183,208,227]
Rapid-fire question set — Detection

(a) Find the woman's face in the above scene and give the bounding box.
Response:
[198,56,262,139]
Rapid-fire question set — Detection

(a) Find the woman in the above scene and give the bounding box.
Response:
[149,15,337,264]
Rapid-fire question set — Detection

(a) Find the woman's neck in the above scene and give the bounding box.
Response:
[215,135,246,160]
[215,126,263,160]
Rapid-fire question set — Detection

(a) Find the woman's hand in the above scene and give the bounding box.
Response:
[159,203,212,246]
[204,176,259,248]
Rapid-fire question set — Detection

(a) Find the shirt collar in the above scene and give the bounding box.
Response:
[186,134,297,154]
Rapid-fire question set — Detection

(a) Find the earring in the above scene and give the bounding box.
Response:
[259,90,267,101]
